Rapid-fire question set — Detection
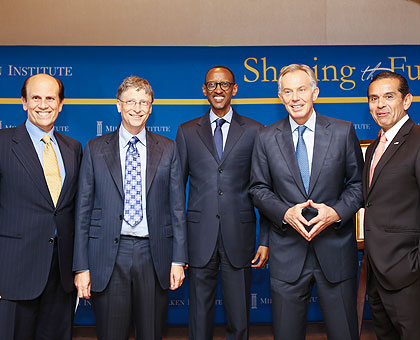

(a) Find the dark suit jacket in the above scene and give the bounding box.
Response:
[176,110,267,268]
[72,129,187,291]
[363,118,420,291]
[250,113,364,283]
[0,123,82,300]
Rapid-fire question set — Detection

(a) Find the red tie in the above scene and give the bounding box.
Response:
[369,134,387,187]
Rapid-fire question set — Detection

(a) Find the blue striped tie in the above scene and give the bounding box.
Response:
[296,125,310,194]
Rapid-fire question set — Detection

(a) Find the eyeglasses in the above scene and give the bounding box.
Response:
[118,99,152,107]
[205,81,235,91]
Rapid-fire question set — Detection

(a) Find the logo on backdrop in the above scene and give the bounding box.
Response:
[354,123,371,131]
[54,125,69,133]
[6,65,73,77]
[97,121,103,136]
[0,121,17,129]
[96,121,171,137]
[146,126,171,133]
[251,294,258,309]
[96,121,119,137]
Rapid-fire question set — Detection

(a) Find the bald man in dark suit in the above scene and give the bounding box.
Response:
[0,74,82,340]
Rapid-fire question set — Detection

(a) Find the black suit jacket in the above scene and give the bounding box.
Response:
[250,113,364,283]
[0,123,82,300]
[73,129,187,291]
[176,110,267,268]
[363,118,420,290]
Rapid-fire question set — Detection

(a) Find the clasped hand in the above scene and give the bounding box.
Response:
[283,200,340,241]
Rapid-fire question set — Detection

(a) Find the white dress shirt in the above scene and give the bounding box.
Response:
[210,107,233,151]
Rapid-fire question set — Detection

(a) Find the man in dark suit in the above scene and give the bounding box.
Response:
[0,74,82,340]
[249,64,364,340]
[73,76,187,340]
[363,71,420,340]
[176,65,268,340]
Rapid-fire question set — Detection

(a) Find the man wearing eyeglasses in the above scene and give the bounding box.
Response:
[176,65,269,340]
[73,76,187,340]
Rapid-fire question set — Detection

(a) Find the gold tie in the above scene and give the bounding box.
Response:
[42,134,61,206]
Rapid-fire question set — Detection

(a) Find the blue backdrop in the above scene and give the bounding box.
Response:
[0,45,419,325]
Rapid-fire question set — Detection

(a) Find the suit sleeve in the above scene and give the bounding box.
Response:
[169,142,188,263]
[249,130,291,228]
[330,123,364,227]
[175,126,189,187]
[258,214,270,246]
[72,142,95,272]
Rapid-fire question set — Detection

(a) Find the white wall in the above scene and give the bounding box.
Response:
[0,0,419,45]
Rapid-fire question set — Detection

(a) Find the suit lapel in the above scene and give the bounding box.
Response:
[220,110,245,164]
[308,114,332,196]
[146,131,163,194]
[11,124,54,207]
[196,112,220,163]
[275,118,307,197]
[54,133,76,208]
[103,130,124,198]
[368,119,413,193]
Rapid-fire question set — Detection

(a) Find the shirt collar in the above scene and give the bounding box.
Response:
[383,114,409,143]
[25,119,57,144]
[119,124,147,148]
[289,109,316,132]
[209,107,233,124]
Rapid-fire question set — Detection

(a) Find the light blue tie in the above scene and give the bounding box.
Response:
[123,136,143,226]
[214,118,226,160]
[296,125,310,194]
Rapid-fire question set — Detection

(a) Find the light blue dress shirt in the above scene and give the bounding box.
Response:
[25,119,66,185]
[119,124,149,237]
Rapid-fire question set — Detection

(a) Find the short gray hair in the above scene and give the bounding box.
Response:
[117,76,154,102]
[278,64,317,94]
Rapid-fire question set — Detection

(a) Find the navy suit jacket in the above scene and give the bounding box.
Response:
[176,110,267,268]
[250,113,364,283]
[363,118,420,290]
[0,123,82,300]
[73,129,187,291]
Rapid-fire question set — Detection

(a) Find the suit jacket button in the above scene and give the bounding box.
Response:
[216,214,220,219]
[114,238,119,244]
[119,215,123,220]
[218,168,223,173]
[218,190,223,196]
[48,238,54,243]
[53,211,57,216]
[366,202,371,207]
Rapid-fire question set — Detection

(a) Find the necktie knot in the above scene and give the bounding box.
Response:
[297,125,307,137]
[216,118,226,128]
[42,134,51,145]
[129,136,139,145]
[379,134,387,144]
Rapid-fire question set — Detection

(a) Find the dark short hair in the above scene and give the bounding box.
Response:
[204,65,235,84]
[368,71,409,98]
[117,76,154,102]
[21,75,65,101]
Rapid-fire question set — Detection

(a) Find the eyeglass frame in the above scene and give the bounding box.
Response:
[118,98,152,107]
[204,81,235,91]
